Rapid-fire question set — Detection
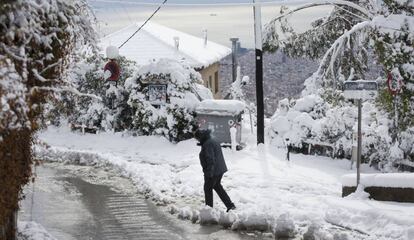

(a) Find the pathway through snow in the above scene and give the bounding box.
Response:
[34,127,414,240]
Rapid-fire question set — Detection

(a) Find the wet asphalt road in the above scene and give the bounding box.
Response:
[19,163,266,240]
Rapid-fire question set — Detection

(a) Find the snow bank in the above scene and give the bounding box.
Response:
[341,173,414,188]
[274,214,296,238]
[196,99,245,116]
[345,184,371,200]
[199,206,219,225]
[18,221,57,240]
[35,126,414,240]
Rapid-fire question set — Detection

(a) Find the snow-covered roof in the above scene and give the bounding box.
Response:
[196,99,245,116]
[99,22,231,69]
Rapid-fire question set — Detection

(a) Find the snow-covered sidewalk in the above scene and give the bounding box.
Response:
[35,127,414,240]
[18,221,57,240]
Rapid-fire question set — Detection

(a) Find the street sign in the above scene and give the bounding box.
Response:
[343,80,378,100]
[343,80,378,186]
[387,72,403,95]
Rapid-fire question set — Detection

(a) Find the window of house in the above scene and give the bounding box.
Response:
[214,71,219,94]
[209,76,212,91]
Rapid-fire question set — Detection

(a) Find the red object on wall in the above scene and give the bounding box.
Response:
[104,60,120,81]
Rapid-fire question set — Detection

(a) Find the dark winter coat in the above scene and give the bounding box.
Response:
[195,129,228,178]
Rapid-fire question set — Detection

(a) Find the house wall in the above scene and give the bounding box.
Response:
[198,62,221,99]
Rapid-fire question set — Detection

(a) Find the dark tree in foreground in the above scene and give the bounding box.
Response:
[0,0,95,239]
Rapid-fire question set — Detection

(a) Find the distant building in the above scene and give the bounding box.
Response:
[100,22,231,99]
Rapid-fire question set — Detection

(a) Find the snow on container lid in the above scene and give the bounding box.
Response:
[196,99,245,116]
[341,173,414,188]
[106,46,119,59]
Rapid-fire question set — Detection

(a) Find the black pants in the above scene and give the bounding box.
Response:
[204,174,233,208]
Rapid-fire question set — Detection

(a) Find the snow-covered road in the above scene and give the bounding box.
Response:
[19,163,262,240]
[19,164,186,240]
[34,127,414,240]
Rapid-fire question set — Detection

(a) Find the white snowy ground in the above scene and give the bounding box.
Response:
[35,126,414,240]
[18,221,57,240]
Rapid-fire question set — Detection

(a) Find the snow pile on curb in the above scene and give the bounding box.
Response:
[18,221,57,240]
[341,173,414,188]
[274,214,296,238]
[199,206,219,225]
[35,146,108,167]
[345,185,371,200]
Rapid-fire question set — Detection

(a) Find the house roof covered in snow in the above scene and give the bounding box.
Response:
[99,22,231,69]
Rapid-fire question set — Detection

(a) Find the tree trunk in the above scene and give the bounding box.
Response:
[1,210,17,240]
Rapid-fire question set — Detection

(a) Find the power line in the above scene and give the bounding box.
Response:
[118,0,168,49]
[90,0,310,7]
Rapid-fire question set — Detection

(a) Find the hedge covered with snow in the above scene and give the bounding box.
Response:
[61,58,213,142]
[125,59,212,142]
[268,90,399,169]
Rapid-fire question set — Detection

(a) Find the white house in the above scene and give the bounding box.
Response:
[99,22,231,99]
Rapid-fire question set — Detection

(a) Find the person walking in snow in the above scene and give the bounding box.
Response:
[194,129,236,212]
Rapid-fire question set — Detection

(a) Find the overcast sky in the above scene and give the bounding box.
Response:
[91,0,328,48]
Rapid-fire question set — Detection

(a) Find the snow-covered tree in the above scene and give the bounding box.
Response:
[0,0,95,239]
[265,0,414,170]
[125,59,212,142]
[62,55,136,131]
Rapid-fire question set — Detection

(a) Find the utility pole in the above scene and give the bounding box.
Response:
[253,0,264,144]
[230,38,239,83]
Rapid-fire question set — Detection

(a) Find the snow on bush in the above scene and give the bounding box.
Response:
[47,54,137,131]
[264,1,414,170]
[125,59,212,142]
[269,91,402,169]
[0,60,29,132]
[60,58,212,140]
[269,90,398,168]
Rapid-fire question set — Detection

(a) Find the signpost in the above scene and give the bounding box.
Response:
[387,72,403,140]
[343,80,378,186]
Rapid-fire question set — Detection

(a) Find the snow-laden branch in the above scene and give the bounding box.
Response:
[316,20,372,80]
[31,86,102,101]
[39,60,62,74]
[334,4,370,21]
[32,69,50,82]
[1,43,26,62]
[316,14,414,82]
[266,0,373,27]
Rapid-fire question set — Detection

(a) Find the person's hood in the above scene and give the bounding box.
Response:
[195,129,211,145]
